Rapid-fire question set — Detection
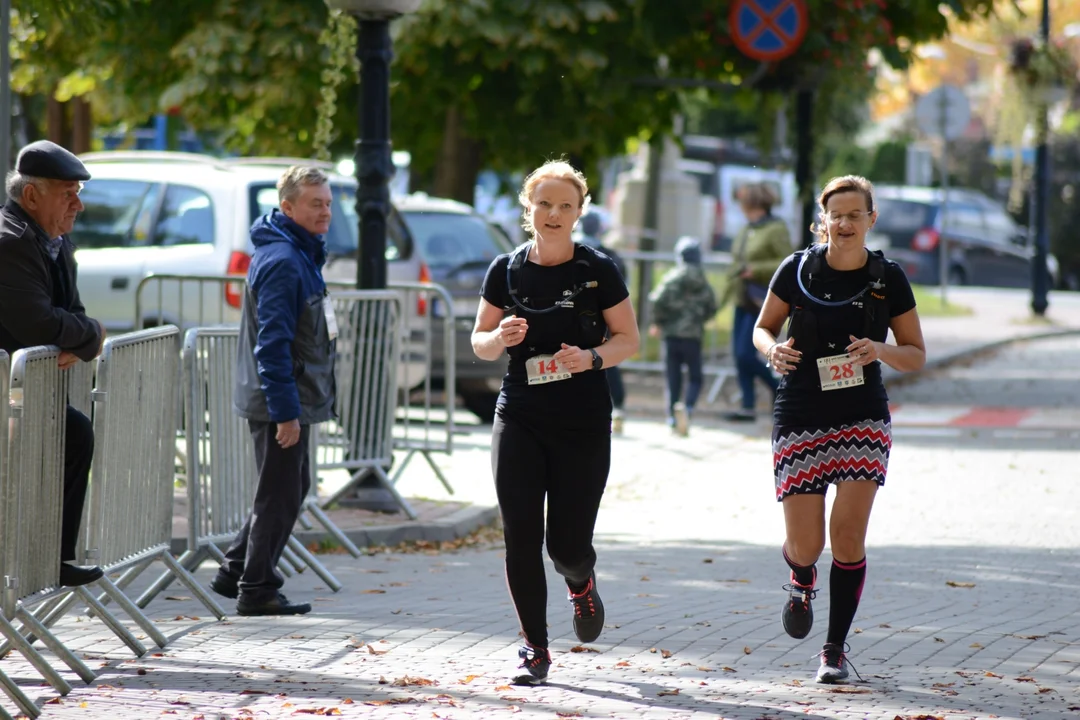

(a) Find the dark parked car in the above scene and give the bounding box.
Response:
[866,185,1058,288]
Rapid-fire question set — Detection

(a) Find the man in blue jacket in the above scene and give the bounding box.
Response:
[210,166,337,616]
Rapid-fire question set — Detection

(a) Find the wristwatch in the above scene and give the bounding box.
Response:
[588,348,603,371]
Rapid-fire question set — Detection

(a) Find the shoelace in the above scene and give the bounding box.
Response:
[781,582,818,609]
[816,642,864,681]
[518,646,549,671]
[569,579,596,618]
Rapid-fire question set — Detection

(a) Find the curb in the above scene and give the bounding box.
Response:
[169,503,500,556]
[883,327,1080,388]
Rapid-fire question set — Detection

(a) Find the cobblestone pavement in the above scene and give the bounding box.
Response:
[4,336,1080,719]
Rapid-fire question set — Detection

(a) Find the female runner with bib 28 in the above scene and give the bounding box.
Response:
[753,175,926,684]
[471,161,639,685]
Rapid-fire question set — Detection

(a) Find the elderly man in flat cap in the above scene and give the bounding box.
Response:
[0,140,106,587]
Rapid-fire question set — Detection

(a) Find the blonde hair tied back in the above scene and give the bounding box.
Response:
[518,159,591,235]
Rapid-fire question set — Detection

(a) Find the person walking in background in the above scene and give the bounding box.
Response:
[575,210,629,434]
[212,166,337,617]
[649,236,717,437]
[719,182,792,422]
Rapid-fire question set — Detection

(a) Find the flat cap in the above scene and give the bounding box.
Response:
[15,140,91,182]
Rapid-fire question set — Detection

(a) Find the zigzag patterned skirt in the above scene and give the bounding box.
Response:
[772,419,892,501]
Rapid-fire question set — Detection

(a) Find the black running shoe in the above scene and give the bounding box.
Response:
[781,569,817,639]
[511,645,551,685]
[568,572,605,644]
[815,642,860,684]
[209,573,239,599]
[236,593,311,617]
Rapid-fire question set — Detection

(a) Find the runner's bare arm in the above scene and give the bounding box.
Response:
[876,308,926,372]
[472,298,527,361]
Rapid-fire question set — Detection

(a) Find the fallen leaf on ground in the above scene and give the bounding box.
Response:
[931,682,955,688]
[702,558,713,563]
[742,646,752,655]
[392,676,436,687]
[239,689,267,696]
[946,581,976,588]
[362,589,386,594]
[1012,634,1046,640]
[458,674,482,684]
[722,667,736,673]
[556,713,583,718]
[367,645,387,656]
[615,661,631,668]
[697,666,712,672]
[660,649,672,659]
[569,645,599,653]
[828,687,871,694]
[970,643,984,649]
[984,671,1002,678]
[640,576,650,581]
[362,698,420,707]
[1015,676,1036,683]
[657,689,680,697]
[164,596,191,601]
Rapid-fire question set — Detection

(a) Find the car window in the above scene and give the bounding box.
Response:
[874,199,934,234]
[250,184,411,261]
[71,179,160,249]
[984,206,1020,242]
[941,203,984,237]
[402,211,510,269]
[153,185,215,246]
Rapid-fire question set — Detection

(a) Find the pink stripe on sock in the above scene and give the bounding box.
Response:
[833,557,867,602]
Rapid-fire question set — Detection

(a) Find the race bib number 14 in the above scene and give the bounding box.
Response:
[526,354,571,385]
[816,353,864,391]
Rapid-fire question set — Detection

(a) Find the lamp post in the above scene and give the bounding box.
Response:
[1031,0,1051,316]
[325,0,420,290]
[325,0,419,512]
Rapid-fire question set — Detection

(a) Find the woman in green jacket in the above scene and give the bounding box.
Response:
[721,182,792,422]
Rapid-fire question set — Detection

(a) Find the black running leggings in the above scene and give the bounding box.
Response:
[492,410,610,649]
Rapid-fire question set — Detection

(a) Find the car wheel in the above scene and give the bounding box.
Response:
[947,266,967,286]
[461,390,499,424]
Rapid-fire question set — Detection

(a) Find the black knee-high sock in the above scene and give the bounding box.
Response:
[827,558,867,646]
[783,545,816,587]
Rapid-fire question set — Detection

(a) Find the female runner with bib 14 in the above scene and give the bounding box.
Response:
[753,175,926,684]
[471,161,639,686]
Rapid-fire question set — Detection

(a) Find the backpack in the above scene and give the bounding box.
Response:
[787,244,888,355]
[504,242,607,348]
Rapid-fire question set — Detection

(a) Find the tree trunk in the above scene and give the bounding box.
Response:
[46,93,68,148]
[433,105,482,206]
[72,97,92,154]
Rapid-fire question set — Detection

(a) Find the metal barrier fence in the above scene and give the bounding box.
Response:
[137,326,341,608]
[0,348,131,712]
[386,282,455,494]
[134,273,244,331]
[309,290,416,516]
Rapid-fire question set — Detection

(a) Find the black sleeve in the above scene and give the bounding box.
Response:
[594,251,630,310]
[885,261,917,317]
[480,254,510,309]
[0,232,102,361]
[768,253,799,305]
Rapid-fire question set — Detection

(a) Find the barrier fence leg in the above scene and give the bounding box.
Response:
[278,545,303,576]
[375,467,417,520]
[0,614,71,696]
[0,594,78,658]
[302,499,362,557]
[420,450,455,495]
[319,467,378,509]
[0,667,37,719]
[82,559,156,620]
[74,587,146,658]
[296,510,315,531]
[158,552,226,620]
[136,548,205,610]
[14,607,96,684]
[285,537,342,593]
[95,577,169,649]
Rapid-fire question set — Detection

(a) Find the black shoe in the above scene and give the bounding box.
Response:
[511,645,551,685]
[722,409,756,422]
[236,593,311,616]
[781,569,817,639]
[816,642,860,684]
[210,573,239,600]
[568,572,605,644]
[59,563,103,587]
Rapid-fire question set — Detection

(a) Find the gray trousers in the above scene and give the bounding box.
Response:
[221,420,311,602]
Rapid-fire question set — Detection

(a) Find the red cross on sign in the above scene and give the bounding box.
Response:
[729,0,809,63]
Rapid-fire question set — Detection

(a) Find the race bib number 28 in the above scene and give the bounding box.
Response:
[526,354,571,385]
[816,353,864,391]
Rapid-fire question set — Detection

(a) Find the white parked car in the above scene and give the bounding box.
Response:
[71,151,508,420]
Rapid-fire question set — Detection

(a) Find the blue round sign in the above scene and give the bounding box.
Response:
[729,0,808,62]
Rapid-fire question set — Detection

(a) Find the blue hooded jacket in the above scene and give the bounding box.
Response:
[234,209,336,425]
